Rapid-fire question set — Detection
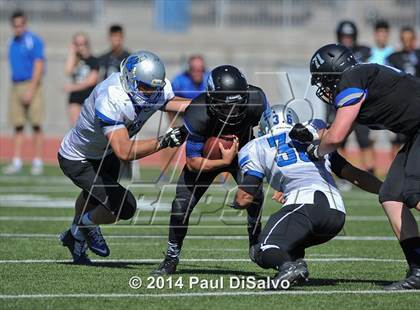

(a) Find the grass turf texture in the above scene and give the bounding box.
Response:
[0,163,419,309]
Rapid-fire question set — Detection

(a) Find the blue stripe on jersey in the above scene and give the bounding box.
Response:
[309,119,327,131]
[95,109,124,126]
[239,155,250,168]
[186,139,204,158]
[245,170,264,179]
[334,88,367,108]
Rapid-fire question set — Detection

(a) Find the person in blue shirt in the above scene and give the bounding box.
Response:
[171,55,209,99]
[4,10,45,176]
[369,20,394,65]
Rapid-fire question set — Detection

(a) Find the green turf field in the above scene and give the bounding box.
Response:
[0,163,419,309]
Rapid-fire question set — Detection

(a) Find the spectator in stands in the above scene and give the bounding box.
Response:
[387,26,420,77]
[336,20,371,62]
[333,20,375,179]
[3,10,45,175]
[369,20,394,65]
[171,55,209,99]
[98,24,130,82]
[386,26,420,155]
[64,33,99,125]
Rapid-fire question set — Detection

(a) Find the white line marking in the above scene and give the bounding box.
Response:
[2,214,414,223]
[0,257,406,264]
[0,233,397,241]
[1,290,419,299]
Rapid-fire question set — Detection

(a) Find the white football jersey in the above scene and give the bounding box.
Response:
[239,128,345,213]
[59,72,174,160]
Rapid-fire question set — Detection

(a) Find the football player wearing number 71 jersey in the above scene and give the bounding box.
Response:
[231,104,382,289]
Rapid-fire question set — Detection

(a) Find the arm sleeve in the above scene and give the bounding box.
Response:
[32,36,45,61]
[329,151,350,179]
[95,88,126,135]
[238,174,263,196]
[334,70,368,109]
[164,79,175,102]
[238,141,265,179]
[185,134,205,158]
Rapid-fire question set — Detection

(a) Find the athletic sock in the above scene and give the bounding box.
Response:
[400,237,420,269]
[71,223,85,241]
[167,241,181,259]
[81,212,95,226]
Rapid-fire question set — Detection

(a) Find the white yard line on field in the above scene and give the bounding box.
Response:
[0,215,417,223]
[1,290,419,300]
[0,257,406,264]
[0,233,397,241]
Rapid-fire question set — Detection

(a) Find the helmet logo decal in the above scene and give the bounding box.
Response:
[312,53,325,69]
[125,56,138,72]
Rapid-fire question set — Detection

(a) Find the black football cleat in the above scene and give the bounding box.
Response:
[151,256,179,276]
[59,229,91,265]
[78,224,110,257]
[384,266,420,290]
[269,259,309,290]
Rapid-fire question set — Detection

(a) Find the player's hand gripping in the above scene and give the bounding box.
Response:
[158,126,188,149]
[219,136,239,165]
[289,123,314,143]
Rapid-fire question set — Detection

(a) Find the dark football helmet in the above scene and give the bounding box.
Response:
[206,65,249,126]
[310,44,357,105]
[336,20,358,43]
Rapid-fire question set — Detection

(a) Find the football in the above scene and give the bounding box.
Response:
[202,135,236,160]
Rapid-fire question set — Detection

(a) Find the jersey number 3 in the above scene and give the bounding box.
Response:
[267,133,310,167]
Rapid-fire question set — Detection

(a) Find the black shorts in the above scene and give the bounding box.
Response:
[259,191,345,259]
[68,88,93,105]
[58,152,136,218]
[379,129,420,207]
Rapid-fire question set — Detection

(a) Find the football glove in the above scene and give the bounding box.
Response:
[306,144,320,161]
[289,123,314,143]
[158,126,187,149]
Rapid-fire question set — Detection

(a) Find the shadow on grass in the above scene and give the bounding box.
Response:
[58,261,157,269]
[304,278,394,286]
[177,268,258,277]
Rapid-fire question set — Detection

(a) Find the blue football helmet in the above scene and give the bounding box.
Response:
[120,51,166,105]
[259,104,299,136]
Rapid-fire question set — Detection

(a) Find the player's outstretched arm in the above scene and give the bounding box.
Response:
[233,174,264,209]
[341,164,382,194]
[106,127,184,161]
[163,96,191,113]
[330,151,382,194]
[317,100,363,157]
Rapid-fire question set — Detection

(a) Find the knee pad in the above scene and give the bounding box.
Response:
[117,191,137,220]
[403,193,420,209]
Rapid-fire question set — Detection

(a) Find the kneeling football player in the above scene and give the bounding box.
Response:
[58,51,189,264]
[233,104,382,288]
[152,65,269,275]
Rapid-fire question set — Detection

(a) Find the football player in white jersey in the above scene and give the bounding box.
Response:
[232,104,382,288]
[58,51,190,264]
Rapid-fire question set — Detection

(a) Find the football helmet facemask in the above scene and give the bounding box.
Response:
[206,65,249,126]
